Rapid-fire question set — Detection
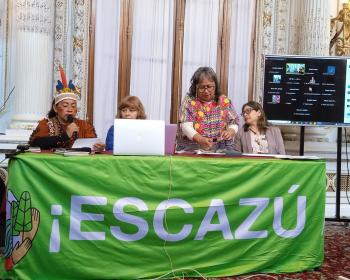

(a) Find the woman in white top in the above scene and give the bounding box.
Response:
[233,101,285,154]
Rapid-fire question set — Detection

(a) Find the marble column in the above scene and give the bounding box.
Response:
[10,0,55,130]
[299,0,330,56]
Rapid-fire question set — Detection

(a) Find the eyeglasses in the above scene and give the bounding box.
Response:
[197,84,215,92]
[241,108,255,116]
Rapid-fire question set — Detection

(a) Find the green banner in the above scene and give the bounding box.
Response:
[2,153,325,279]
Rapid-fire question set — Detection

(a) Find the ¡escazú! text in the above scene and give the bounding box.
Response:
[49,191,306,253]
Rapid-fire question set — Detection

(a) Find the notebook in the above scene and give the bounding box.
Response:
[165,124,177,155]
[113,119,165,155]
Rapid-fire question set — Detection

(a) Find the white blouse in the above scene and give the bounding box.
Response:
[249,130,269,154]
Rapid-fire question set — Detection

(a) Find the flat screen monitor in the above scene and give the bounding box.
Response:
[263,55,350,126]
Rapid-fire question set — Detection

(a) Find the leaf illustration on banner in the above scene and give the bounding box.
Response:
[11,201,19,236]
[14,191,32,234]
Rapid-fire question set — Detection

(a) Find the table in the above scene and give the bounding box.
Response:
[2,153,326,279]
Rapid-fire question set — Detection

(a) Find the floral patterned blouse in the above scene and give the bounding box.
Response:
[176,94,239,151]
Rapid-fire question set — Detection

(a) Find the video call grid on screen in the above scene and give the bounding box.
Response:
[263,55,350,127]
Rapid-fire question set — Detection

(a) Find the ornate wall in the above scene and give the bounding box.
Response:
[53,0,91,119]
[254,0,330,102]
[253,0,334,144]
[2,0,91,130]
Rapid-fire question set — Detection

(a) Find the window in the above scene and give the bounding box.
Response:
[92,0,255,136]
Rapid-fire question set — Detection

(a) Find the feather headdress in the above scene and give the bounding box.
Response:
[54,65,81,104]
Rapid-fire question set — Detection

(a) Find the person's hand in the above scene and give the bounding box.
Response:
[12,238,32,265]
[66,123,79,138]
[193,134,213,150]
[221,128,235,140]
[93,142,105,152]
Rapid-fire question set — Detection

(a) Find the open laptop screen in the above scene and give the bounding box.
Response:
[113,119,165,155]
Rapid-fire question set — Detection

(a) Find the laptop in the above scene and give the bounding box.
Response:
[165,124,177,155]
[113,119,165,155]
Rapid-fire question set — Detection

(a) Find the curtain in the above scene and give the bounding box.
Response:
[0,1,7,133]
[0,1,5,104]
[93,0,253,137]
[93,0,120,140]
[181,0,219,100]
[228,0,255,118]
[130,0,174,122]
[0,1,16,133]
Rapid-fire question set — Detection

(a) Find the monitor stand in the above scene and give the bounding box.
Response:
[299,126,350,222]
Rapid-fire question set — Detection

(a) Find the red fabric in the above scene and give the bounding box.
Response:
[5,258,13,271]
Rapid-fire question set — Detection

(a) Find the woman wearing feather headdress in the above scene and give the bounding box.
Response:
[29,66,105,151]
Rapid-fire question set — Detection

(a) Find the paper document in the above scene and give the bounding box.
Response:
[72,138,102,149]
[274,155,321,160]
[196,150,225,155]
[242,153,276,158]
[242,153,321,160]
[63,151,90,157]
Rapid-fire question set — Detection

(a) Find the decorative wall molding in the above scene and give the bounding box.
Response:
[253,0,330,101]
[16,0,54,34]
[253,0,274,104]
[53,0,90,119]
[72,0,90,118]
[53,0,67,93]
[253,0,335,147]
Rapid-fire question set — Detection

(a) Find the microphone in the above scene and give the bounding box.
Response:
[67,114,74,123]
[67,115,77,139]
[17,144,30,152]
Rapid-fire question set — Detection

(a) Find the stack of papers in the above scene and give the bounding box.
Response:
[63,151,90,157]
[196,150,225,155]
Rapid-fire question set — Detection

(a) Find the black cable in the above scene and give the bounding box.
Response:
[0,86,15,113]
[345,128,350,206]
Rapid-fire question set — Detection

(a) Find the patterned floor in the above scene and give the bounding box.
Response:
[0,221,349,279]
[221,222,350,280]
